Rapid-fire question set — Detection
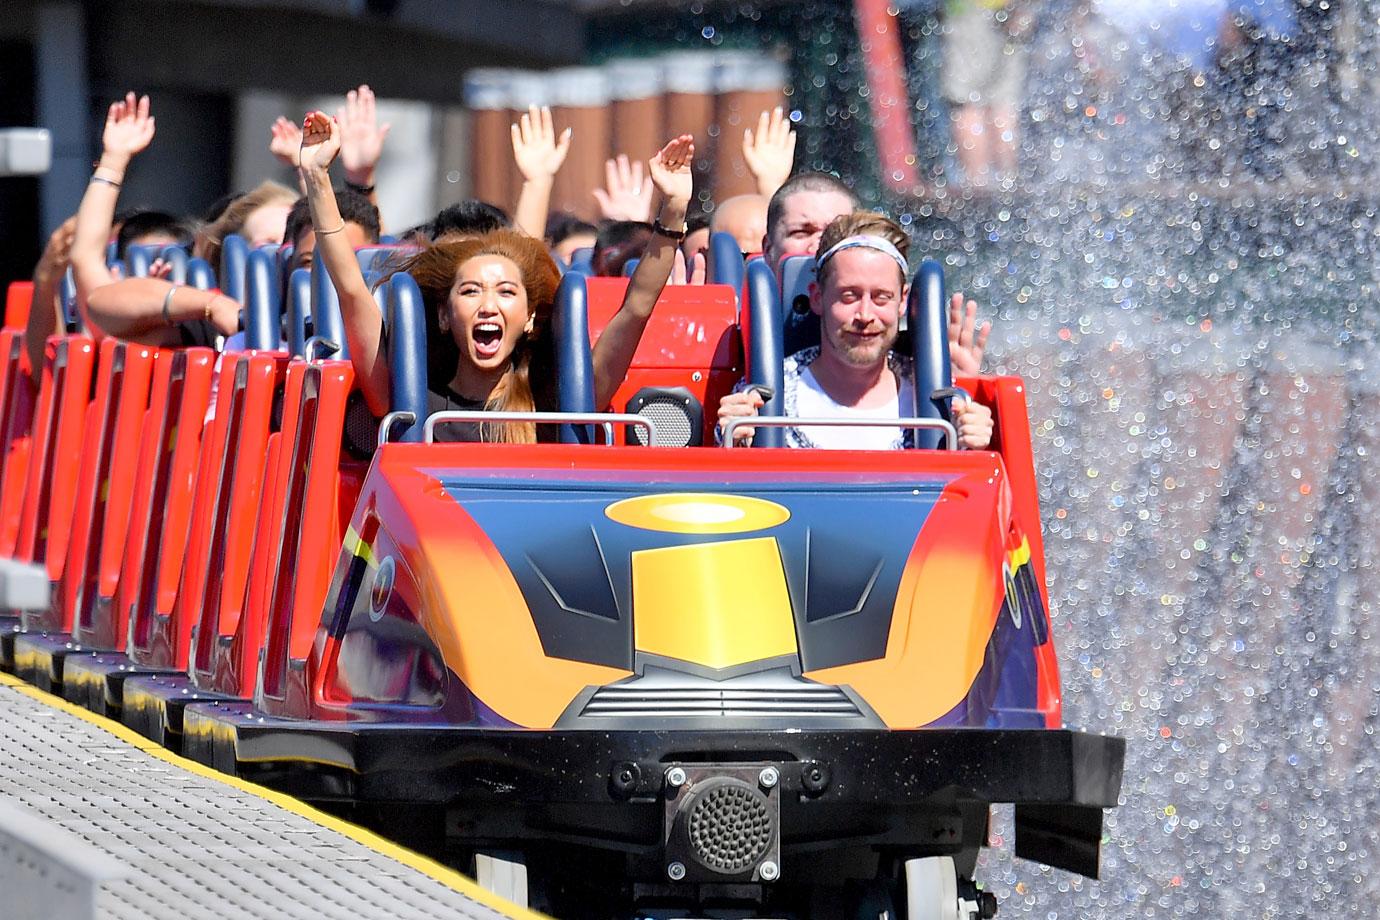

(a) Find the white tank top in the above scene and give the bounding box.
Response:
[795,366,914,450]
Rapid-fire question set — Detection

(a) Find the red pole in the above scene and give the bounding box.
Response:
[853,0,919,194]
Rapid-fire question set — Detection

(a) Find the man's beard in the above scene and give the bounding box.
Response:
[826,322,897,368]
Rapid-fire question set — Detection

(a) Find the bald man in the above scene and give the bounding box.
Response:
[710,194,769,255]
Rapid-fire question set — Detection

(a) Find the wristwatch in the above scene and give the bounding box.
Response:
[652,218,686,240]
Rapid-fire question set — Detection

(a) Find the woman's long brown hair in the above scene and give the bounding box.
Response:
[394,230,560,443]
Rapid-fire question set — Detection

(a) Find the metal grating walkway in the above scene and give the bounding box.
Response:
[0,673,534,920]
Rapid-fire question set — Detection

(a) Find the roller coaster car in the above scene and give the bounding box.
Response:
[182,260,1124,919]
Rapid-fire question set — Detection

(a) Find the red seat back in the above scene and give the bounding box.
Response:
[255,360,355,716]
[0,329,37,557]
[120,348,216,665]
[15,336,95,617]
[5,281,33,330]
[183,352,287,691]
[54,339,156,641]
[584,278,741,445]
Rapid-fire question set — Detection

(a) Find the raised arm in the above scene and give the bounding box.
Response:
[511,105,571,239]
[70,93,156,326]
[337,85,390,218]
[590,135,693,410]
[25,217,77,380]
[742,107,797,198]
[298,110,391,415]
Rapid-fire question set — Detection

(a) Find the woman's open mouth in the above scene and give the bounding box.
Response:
[473,322,504,358]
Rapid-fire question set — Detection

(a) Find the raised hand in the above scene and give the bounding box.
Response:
[38,217,78,274]
[648,135,695,207]
[146,258,175,281]
[337,84,391,186]
[511,105,571,182]
[947,292,991,377]
[102,92,156,165]
[592,154,654,222]
[269,116,303,169]
[668,249,707,286]
[742,107,797,197]
[299,110,342,174]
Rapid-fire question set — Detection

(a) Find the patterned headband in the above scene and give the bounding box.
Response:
[815,234,909,278]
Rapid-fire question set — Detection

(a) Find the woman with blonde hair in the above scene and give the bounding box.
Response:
[194,179,298,271]
[298,110,695,443]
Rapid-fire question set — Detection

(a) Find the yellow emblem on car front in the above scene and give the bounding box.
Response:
[604,493,790,534]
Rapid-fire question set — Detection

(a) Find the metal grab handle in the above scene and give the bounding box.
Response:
[423,410,657,444]
[721,416,960,450]
[377,411,417,448]
[303,336,340,363]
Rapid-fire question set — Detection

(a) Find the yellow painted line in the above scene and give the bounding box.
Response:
[0,670,548,920]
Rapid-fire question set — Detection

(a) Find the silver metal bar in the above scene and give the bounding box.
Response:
[303,335,340,363]
[377,411,417,448]
[722,416,960,449]
[423,410,657,444]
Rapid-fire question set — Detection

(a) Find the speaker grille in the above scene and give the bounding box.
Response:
[686,779,774,873]
[626,386,702,447]
[632,396,695,447]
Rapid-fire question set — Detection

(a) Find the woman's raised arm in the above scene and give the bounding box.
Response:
[298,110,391,415]
[590,135,694,410]
[70,93,156,331]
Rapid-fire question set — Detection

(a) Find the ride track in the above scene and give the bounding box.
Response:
[0,233,1124,919]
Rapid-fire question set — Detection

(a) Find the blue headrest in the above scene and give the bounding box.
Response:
[308,259,348,360]
[61,267,79,332]
[553,271,596,444]
[379,234,399,245]
[385,273,428,442]
[244,249,280,351]
[286,268,312,358]
[355,247,391,273]
[566,247,594,277]
[621,257,640,278]
[186,257,215,291]
[125,244,155,278]
[907,260,953,450]
[742,258,785,448]
[706,231,745,303]
[778,255,819,356]
[220,234,250,305]
[156,245,189,284]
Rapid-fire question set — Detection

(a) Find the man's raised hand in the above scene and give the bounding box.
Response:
[299,111,342,174]
[742,107,796,198]
[947,292,991,377]
[269,116,303,169]
[592,154,654,222]
[337,85,391,186]
[511,105,572,183]
[648,135,695,207]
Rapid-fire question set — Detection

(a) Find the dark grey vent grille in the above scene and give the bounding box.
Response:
[580,683,863,719]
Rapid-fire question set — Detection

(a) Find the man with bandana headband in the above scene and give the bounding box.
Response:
[718,211,994,450]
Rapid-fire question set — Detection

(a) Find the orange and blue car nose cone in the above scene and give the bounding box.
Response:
[437,477,949,698]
